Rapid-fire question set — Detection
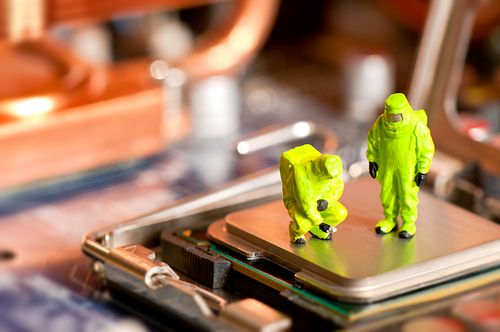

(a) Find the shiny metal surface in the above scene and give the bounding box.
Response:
[150,275,227,311]
[208,219,263,259]
[235,121,338,155]
[211,177,500,302]
[220,298,291,332]
[105,244,172,281]
[103,243,229,314]
[105,259,238,331]
[102,243,290,330]
[408,0,500,175]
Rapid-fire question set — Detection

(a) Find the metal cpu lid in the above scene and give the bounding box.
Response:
[208,178,500,303]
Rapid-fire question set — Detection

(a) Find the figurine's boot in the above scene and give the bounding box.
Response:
[399,187,418,239]
[291,235,306,244]
[289,221,307,244]
[398,222,416,239]
[375,218,398,234]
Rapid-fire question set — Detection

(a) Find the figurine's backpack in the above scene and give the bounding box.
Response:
[414,109,428,126]
[279,144,321,186]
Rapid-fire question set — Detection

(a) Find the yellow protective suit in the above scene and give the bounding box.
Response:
[280,144,348,244]
[366,93,434,238]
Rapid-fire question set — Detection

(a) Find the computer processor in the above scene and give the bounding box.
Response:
[207,178,500,303]
[159,177,500,329]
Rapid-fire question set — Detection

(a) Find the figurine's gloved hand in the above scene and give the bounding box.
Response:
[415,173,428,187]
[317,199,328,211]
[369,162,378,179]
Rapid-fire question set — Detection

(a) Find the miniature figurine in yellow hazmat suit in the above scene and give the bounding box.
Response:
[280,144,348,244]
[366,93,435,239]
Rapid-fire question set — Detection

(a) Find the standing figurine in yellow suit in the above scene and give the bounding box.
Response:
[367,93,435,239]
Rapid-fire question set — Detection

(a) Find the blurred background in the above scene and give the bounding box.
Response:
[2,0,500,330]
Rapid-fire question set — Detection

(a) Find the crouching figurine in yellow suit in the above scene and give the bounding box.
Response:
[280,144,348,244]
[367,93,435,239]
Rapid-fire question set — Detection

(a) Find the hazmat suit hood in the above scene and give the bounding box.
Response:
[382,93,412,137]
